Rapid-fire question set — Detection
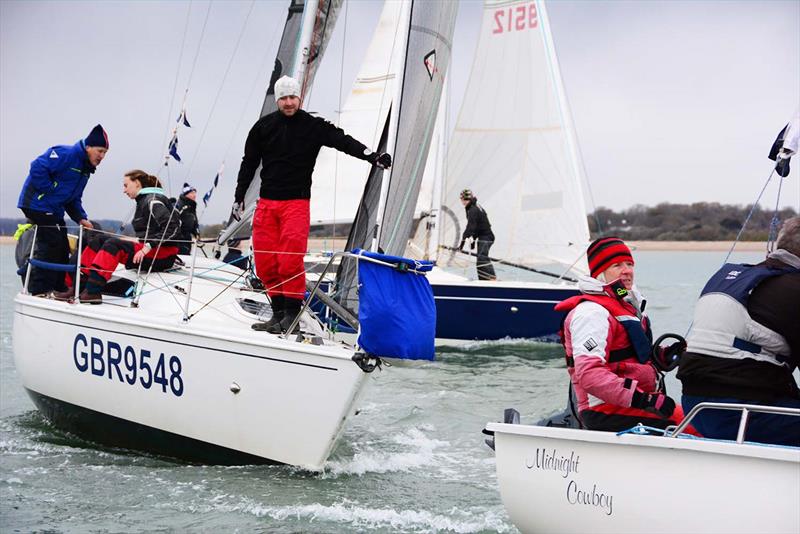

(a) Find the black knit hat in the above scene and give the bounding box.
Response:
[85,124,109,148]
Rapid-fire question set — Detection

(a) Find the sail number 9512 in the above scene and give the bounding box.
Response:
[73,334,184,396]
[493,2,538,34]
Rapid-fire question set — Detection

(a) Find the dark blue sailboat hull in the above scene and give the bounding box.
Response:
[311,280,578,342]
[431,282,578,341]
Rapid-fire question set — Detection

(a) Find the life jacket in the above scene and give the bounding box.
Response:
[555,287,653,366]
[686,260,799,367]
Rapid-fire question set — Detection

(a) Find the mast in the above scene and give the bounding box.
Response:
[293,0,320,90]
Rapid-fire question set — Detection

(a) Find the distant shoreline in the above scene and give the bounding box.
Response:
[0,235,767,252]
[628,241,765,251]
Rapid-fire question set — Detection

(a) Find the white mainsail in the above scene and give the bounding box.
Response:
[439,0,590,271]
[310,0,403,225]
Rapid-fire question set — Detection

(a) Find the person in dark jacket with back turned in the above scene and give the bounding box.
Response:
[678,216,800,446]
[54,170,181,304]
[458,188,496,280]
[17,124,109,294]
[232,75,392,334]
[175,182,199,254]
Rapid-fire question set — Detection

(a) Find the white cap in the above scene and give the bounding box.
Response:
[274,75,301,102]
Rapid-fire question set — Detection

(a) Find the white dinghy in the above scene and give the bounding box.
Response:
[485,403,800,534]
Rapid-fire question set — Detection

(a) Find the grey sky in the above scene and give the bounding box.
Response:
[1,0,798,225]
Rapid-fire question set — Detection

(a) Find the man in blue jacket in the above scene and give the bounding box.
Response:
[17,124,109,294]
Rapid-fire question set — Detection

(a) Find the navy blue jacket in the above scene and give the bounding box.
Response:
[17,140,95,222]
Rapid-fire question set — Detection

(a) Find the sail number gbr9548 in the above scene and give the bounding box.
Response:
[73,334,184,396]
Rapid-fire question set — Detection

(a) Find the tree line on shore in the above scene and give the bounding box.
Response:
[588,203,798,241]
[1,202,797,241]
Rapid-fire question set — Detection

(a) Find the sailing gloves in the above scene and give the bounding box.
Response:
[631,390,676,419]
[458,238,477,251]
[230,201,245,222]
[366,152,392,169]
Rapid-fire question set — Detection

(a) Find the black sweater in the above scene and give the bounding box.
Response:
[462,200,494,241]
[235,110,370,202]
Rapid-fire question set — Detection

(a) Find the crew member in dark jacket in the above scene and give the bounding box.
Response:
[232,75,391,334]
[677,216,800,446]
[175,182,199,254]
[55,170,181,304]
[458,189,496,280]
[17,124,109,294]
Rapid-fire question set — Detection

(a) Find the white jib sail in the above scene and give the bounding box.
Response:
[310,0,403,226]
[440,0,590,271]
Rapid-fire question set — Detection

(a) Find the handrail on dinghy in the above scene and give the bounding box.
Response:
[669,402,800,444]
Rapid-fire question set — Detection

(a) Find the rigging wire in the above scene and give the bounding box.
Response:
[723,168,777,264]
[181,0,257,185]
[157,0,214,194]
[331,0,350,245]
[156,1,194,179]
[196,3,284,225]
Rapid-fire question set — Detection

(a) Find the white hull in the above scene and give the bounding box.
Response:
[13,257,375,470]
[486,423,800,534]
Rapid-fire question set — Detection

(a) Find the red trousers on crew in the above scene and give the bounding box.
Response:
[252,198,310,300]
[66,235,178,288]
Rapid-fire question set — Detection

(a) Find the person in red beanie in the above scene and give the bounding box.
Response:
[554,236,689,432]
[17,124,109,295]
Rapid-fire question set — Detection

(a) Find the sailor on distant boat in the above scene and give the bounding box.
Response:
[232,75,392,334]
[175,182,199,254]
[458,189,496,281]
[678,216,800,446]
[54,170,181,304]
[17,124,109,295]
[555,237,692,432]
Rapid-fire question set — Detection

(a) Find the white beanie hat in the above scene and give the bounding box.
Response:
[274,76,301,102]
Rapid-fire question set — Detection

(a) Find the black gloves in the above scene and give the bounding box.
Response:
[367,152,392,169]
[470,239,476,250]
[631,390,676,418]
[230,201,244,222]
[458,239,466,251]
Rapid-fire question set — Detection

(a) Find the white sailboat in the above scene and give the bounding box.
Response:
[485,403,800,534]
[12,0,456,470]
[417,0,591,342]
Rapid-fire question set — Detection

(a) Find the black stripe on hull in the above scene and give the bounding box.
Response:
[26,388,278,466]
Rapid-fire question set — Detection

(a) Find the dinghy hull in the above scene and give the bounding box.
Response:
[486,422,800,534]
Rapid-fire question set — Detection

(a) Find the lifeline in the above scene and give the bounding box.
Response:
[526,448,581,479]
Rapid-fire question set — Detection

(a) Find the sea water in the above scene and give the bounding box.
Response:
[0,244,765,533]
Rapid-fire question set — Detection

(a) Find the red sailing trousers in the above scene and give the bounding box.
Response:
[66,235,178,287]
[252,198,310,300]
